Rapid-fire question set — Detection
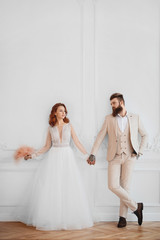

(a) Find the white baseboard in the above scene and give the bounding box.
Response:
[1,208,160,222]
[94,213,160,222]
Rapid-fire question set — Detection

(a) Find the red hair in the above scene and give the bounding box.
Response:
[49,103,69,127]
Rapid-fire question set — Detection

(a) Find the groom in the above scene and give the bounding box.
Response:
[87,93,148,228]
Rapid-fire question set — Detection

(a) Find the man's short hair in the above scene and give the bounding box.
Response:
[110,93,125,104]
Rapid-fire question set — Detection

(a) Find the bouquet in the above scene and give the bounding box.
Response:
[14,145,35,162]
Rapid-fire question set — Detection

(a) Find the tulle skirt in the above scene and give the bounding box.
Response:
[16,146,93,230]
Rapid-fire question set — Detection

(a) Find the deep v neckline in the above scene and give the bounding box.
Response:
[55,124,68,143]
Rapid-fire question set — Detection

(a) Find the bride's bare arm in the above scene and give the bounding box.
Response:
[71,124,88,155]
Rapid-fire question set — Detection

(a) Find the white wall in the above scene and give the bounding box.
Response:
[0,0,160,221]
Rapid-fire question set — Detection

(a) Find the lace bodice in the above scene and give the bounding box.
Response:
[49,123,71,147]
[32,122,88,158]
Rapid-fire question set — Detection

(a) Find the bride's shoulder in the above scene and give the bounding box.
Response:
[68,122,75,132]
[67,122,72,128]
[48,125,55,132]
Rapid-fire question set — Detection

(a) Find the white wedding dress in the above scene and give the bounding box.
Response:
[16,123,93,230]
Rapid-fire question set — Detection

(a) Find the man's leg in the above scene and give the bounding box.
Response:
[108,154,137,213]
[119,154,136,218]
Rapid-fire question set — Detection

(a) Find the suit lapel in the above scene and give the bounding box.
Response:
[127,113,133,133]
[110,115,117,137]
[111,113,133,136]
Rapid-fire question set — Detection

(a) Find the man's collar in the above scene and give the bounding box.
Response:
[117,111,128,118]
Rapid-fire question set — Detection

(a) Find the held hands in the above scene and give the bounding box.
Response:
[87,154,96,165]
[24,154,32,160]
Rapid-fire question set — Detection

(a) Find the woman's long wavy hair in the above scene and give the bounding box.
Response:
[49,103,70,127]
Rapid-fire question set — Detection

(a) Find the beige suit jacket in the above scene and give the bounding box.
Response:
[91,113,148,161]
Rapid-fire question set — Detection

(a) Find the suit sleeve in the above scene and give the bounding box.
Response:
[91,117,108,155]
[138,116,148,154]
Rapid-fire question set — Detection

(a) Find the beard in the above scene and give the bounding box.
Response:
[112,104,123,117]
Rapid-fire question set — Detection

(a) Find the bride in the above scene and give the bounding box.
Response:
[17,103,93,230]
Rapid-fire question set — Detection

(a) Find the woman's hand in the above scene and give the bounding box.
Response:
[24,154,32,160]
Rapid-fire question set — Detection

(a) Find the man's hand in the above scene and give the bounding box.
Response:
[87,154,96,165]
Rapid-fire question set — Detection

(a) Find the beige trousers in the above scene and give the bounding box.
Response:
[108,153,137,218]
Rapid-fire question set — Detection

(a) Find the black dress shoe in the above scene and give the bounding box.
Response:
[117,216,127,228]
[133,202,143,225]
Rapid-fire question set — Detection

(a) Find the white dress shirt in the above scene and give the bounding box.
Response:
[116,113,128,133]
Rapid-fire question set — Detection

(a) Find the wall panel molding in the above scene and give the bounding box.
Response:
[1,0,160,222]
